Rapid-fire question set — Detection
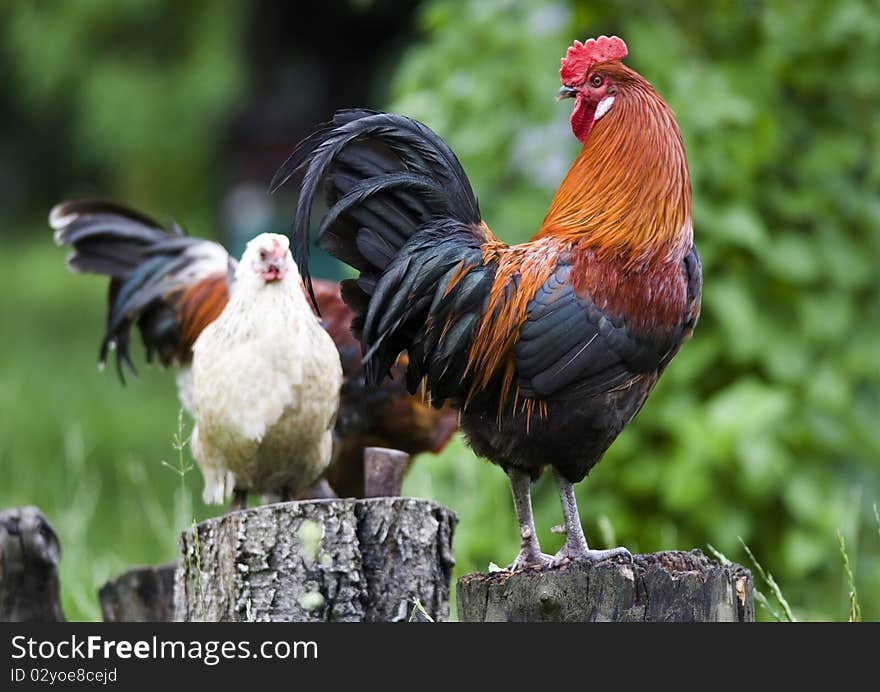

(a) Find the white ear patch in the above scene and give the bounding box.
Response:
[594,96,615,121]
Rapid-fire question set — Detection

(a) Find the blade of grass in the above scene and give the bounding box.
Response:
[738,538,796,622]
[408,598,435,622]
[837,530,861,623]
[705,543,731,565]
[160,408,194,530]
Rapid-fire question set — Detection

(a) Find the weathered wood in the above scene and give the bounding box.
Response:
[99,563,176,622]
[355,496,455,621]
[363,447,409,498]
[0,506,65,622]
[174,497,457,622]
[457,549,754,622]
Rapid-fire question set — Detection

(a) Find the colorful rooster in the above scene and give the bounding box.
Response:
[275,35,701,569]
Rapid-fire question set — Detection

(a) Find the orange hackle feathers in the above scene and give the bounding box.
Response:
[539,63,692,270]
[560,35,628,84]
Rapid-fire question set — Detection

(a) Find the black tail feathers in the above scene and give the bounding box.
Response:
[272,110,481,312]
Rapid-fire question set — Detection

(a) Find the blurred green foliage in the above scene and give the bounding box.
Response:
[394,0,880,620]
[0,0,877,621]
[0,0,244,226]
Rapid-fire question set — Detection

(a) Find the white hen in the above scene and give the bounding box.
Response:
[190,233,342,507]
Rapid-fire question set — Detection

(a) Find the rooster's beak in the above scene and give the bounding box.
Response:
[557,85,577,101]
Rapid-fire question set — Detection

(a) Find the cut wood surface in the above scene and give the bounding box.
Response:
[457,549,754,622]
[175,497,457,622]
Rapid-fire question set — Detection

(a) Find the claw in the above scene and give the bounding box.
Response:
[506,548,554,572]
[551,544,633,568]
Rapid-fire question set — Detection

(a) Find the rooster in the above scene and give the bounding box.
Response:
[274,35,701,569]
[50,200,456,502]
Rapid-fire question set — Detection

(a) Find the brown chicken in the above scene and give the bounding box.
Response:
[313,280,457,497]
[51,200,457,499]
[274,35,701,569]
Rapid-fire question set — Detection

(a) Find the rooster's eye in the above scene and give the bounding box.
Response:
[590,74,604,88]
[259,250,267,261]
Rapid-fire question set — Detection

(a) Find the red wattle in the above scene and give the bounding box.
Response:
[570,97,596,143]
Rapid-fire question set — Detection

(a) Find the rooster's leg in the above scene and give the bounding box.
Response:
[229,489,248,512]
[550,469,632,566]
[505,468,552,571]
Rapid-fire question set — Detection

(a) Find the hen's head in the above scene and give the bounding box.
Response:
[238,233,295,288]
[558,35,631,143]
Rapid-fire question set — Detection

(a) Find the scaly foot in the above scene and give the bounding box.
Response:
[504,468,551,572]
[550,542,633,568]
[506,547,554,572]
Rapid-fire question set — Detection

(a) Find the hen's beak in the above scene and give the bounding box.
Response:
[557,85,577,101]
[263,263,284,282]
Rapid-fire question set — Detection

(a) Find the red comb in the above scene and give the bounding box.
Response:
[560,35,628,84]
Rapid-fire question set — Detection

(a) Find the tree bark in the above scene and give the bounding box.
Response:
[0,506,65,622]
[174,498,457,622]
[457,549,754,622]
[99,563,176,622]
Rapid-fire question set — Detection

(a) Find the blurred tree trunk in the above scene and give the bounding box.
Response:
[0,506,65,622]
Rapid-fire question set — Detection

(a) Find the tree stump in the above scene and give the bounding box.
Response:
[457,549,754,622]
[0,506,65,622]
[99,563,176,622]
[174,497,457,622]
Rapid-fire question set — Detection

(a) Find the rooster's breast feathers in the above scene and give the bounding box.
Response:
[516,246,702,400]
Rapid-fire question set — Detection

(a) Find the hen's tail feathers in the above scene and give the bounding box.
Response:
[271,110,481,312]
[51,199,228,381]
